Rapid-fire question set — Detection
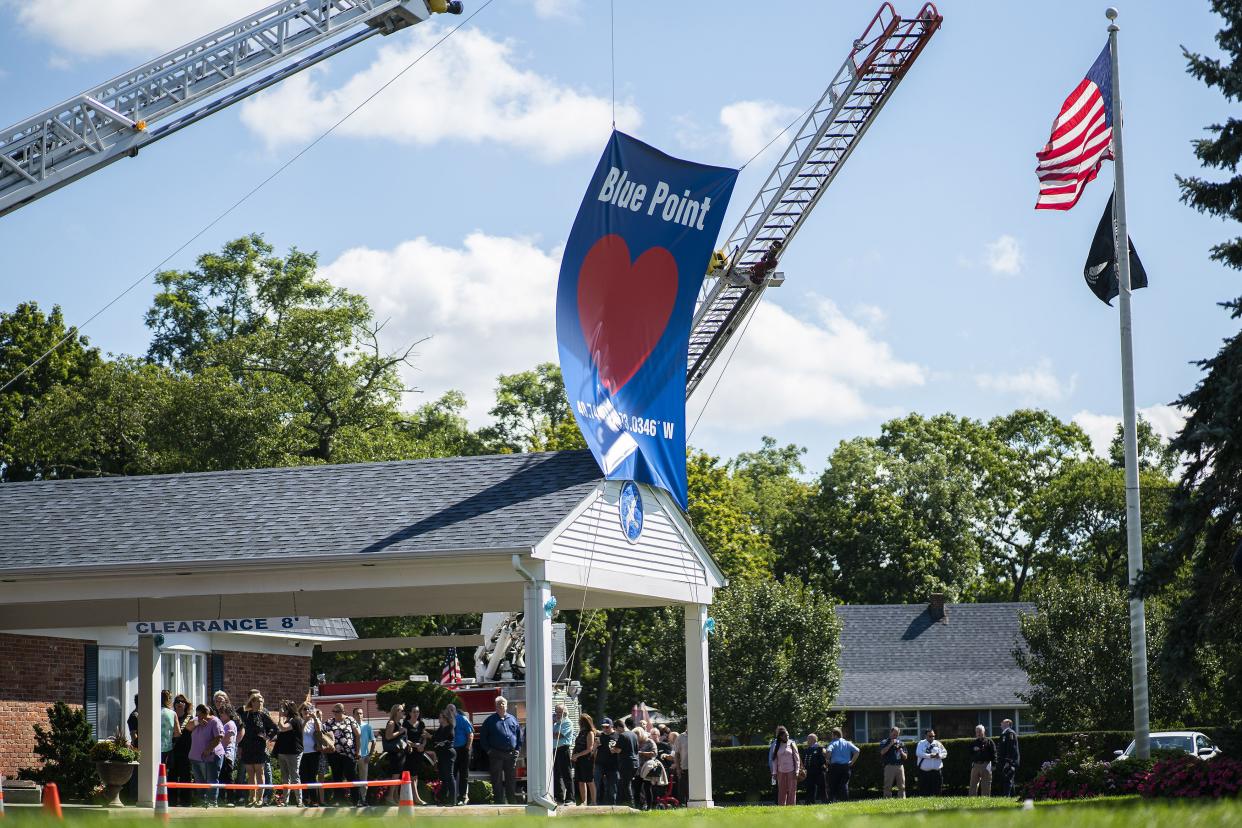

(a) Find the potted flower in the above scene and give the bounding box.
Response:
[90,729,140,807]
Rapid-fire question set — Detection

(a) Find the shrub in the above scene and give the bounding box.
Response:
[1138,753,1242,799]
[1025,755,1153,800]
[17,702,100,801]
[467,779,493,804]
[374,681,463,718]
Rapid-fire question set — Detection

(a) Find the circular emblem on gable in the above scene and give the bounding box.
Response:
[619,481,644,544]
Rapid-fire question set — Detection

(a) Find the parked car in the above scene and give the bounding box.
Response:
[1115,731,1220,760]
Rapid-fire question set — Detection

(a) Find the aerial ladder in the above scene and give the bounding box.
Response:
[685,2,941,397]
[0,0,463,217]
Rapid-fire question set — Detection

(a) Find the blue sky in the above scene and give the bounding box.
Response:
[0,0,1236,470]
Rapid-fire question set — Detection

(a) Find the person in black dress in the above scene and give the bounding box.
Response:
[239,693,277,806]
[382,704,420,805]
[170,696,196,807]
[573,714,597,805]
[403,706,430,800]
[425,709,456,805]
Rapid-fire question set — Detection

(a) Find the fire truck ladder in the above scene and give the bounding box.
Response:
[0,0,462,218]
[685,3,941,398]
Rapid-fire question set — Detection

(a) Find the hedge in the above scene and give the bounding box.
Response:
[374,680,463,718]
[710,729,1214,801]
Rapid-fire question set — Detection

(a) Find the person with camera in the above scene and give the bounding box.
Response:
[273,701,304,806]
[879,727,908,798]
[298,703,324,807]
[915,728,947,796]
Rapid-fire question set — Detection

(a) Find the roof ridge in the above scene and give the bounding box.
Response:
[0,448,598,489]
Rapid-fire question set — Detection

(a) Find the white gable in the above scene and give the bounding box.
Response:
[534,481,726,591]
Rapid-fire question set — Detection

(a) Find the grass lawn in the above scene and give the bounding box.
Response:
[3,797,1240,825]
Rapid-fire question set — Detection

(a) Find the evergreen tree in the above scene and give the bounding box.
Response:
[1148,0,1242,718]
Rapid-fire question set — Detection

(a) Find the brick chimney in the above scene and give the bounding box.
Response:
[929,592,947,621]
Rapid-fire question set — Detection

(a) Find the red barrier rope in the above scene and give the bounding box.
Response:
[164,779,402,791]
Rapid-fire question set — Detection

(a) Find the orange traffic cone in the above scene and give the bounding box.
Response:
[1,772,7,818]
[398,771,416,817]
[42,782,63,820]
[154,763,170,821]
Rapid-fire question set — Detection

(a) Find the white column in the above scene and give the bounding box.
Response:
[684,603,713,808]
[523,579,556,814]
[136,635,161,808]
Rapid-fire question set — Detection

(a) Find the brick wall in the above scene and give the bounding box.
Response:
[215,651,312,710]
[0,633,86,778]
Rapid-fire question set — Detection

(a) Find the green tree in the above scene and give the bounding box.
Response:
[398,391,490,458]
[730,436,812,560]
[1014,577,1188,732]
[145,234,419,463]
[785,414,991,603]
[707,578,842,742]
[313,615,481,683]
[976,410,1094,601]
[8,358,310,477]
[0,302,101,481]
[479,363,584,453]
[686,450,773,581]
[1144,0,1242,719]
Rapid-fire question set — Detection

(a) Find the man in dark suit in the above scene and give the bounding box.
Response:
[995,718,1021,797]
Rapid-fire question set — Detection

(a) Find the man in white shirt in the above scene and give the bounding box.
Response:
[915,728,947,796]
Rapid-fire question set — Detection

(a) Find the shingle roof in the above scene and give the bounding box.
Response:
[833,603,1035,709]
[307,618,358,640]
[0,451,602,573]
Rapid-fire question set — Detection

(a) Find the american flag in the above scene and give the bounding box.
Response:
[1035,44,1113,210]
[440,647,463,688]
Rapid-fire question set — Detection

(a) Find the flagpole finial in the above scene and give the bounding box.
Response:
[1105,7,1118,20]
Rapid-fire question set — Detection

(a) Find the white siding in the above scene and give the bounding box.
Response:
[543,482,709,586]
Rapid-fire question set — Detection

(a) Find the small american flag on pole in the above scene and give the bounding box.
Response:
[440,647,463,689]
[1035,44,1113,210]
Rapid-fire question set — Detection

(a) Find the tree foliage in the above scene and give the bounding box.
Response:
[1014,577,1192,732]
[0,303,100,481]
[146,234,419,463]
[1145,0,1242,721]
[708,578,842,742]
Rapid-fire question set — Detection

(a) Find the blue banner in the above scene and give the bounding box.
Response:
[556,131,738,509]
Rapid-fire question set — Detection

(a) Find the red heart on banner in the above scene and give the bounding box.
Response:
[577,234,679,395]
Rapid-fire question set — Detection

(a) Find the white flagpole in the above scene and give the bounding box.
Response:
[1106,6,1151,760]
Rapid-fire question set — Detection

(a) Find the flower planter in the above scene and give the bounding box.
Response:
[95,761,138,807]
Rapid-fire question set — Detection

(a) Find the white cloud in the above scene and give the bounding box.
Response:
[239,27,640,162]
[852,303,887,328]
[689,298,925,431]
[9,1,259,57]
[984,234,1023,276]
[718,100,802,162]
[1073,405,1187,457]
[533,0,581,19]
[320,232,561,425]
[975,358,1073,402]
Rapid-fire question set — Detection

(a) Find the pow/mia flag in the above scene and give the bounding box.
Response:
[1084,191,1148,305]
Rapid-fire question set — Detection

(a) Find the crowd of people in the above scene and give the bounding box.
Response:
[130,689,1024,808]
[131,689,390,808]
[770,719,1022,804]
[506,698,689,810]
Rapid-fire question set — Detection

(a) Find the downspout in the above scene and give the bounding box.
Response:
[512,553,559,813]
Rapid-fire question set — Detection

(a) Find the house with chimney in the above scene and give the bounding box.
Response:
[832,594,1038,742]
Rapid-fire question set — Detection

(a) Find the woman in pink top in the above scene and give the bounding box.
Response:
[768,726,801,806]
